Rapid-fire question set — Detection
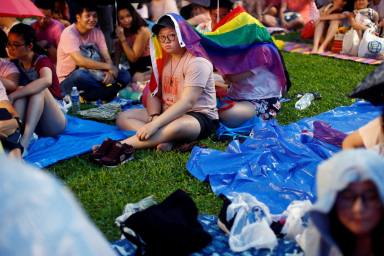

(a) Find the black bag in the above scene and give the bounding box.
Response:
[120,189,212,256]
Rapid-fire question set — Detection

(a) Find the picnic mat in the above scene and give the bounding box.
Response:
[282,41,383,65]
[24,115,134,168]
[187,101,382,214]
[111,215,302,256]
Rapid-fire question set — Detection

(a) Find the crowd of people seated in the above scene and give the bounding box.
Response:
[0,0,383,162]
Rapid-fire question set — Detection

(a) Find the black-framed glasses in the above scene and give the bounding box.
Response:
[337,190,381,208]
[158,33,176,43]
[6,41,26,49]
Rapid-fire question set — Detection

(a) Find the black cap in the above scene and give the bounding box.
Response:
[152,16,175,35]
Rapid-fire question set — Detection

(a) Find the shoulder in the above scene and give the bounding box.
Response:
[35,55,54,69]
[187,55,213,70]
[51,19,65,30]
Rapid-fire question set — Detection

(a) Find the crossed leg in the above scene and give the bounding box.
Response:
[117,109,201,150]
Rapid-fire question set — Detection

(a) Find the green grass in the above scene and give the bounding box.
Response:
[49,50,375,241]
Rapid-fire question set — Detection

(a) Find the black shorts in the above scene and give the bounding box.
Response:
[186,112,219,140]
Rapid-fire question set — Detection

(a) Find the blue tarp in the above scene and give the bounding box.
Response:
[186,102,382,214]
[25,115,134,168]
[112,215,301,255]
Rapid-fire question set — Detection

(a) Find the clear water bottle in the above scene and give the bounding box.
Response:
[295,93,314,110]
[70,86,80,114]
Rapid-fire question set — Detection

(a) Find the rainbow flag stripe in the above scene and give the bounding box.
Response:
[148,7,288,96]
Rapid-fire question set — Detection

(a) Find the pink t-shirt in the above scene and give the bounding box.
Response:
[56,24,108,82]
[283,0,318,23]
[31,18,65,48]
[0,58,19,78]
[161,52,218,120]
[0,81,8,101]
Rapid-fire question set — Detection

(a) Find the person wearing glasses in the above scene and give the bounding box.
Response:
[6,23,66,156]
[301,149,384,256]
[100,14,218,162]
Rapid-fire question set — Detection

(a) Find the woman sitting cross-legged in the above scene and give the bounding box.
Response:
[92,15,219,167]
[7,24,66,156]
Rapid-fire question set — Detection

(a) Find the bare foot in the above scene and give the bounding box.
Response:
[156,142,173,152]
[317,47,325,54]
[311,48,318,54]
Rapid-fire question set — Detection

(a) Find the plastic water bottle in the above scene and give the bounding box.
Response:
[70,86,80,114]
[295,93,314,110]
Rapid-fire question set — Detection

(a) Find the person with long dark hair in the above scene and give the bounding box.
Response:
[114,2,151,77]
[0,29,19,93]
[7,23,66,155]
[302,149,384,256]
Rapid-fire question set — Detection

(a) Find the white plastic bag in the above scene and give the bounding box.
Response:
[358,29,384,59]
[281,200,312,241]
[341,29,360,56]
[227,193,278,252]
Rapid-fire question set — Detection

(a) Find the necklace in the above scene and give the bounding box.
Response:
[170,54,184,86]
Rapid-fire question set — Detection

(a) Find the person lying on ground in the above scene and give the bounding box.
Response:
[31,0,65,64]
[57,3,130,102]
[342,110,383,155]
[311,0,348,53]
[301,149,384,256]
[114,2,152,80]
[7,23,66,156]
[116,15,219,152]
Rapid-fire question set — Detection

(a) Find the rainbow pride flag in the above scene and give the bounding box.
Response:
[148,6,288,96]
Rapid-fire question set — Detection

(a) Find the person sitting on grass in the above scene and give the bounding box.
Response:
[302,149,384,256]
[0,81,23,158]
[118,15,218,151]
[342,110,383,155]
[7,23,66,156]
[279,0,319,30]
[0,29,19,94]
[92,15,219,167]
[311,0,349,54]
[344,0,379,39]
[114,2,151,80]
[57,3,130,102]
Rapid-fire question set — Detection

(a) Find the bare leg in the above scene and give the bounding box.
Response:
[312,21,325,53]
[116,108,149,131]
[318,20,341,53]
[21,89,66,149]
[36,89,66,136]
[262,14,278,27]
[20,91,45,149]
[219,101,256,128]
[13,97,27,121]
[120,115,200,149]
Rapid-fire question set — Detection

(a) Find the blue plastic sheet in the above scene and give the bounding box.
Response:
[111,215,301,255]
[187,102,382,214]
[25,115,134,168]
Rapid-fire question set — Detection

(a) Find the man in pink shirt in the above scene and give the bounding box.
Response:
[31,0,65,64]
[57,4,130,101]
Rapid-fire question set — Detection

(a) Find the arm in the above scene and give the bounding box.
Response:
[279,1,288,27]
[342,131,365,149]
[8,67,52,102]
[255,0,264,20]
[0,72,19,92]
[113,39,122,66]
[347,12,370,31]
[136,86,203,141]
[117,27,150,63]
[320,12,347,21]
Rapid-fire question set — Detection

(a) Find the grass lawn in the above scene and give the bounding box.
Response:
[49,50,375,241]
